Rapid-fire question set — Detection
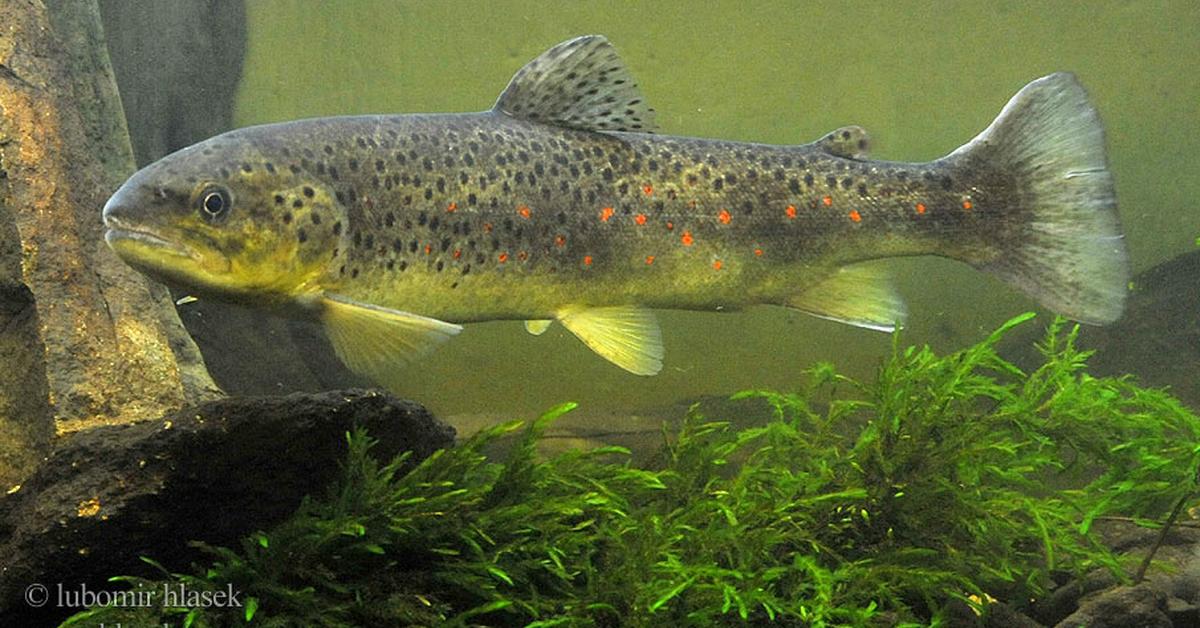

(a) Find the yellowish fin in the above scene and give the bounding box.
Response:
[787,264,906,332]
[320,293,462,385]
[556,305,663,376]
[524,319,553,336]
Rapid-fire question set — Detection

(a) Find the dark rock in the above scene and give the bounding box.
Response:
[1002,249,1200,410]
[984,601,1045,628]
[1054,584,1170,628]
[0,389,453,626]
[1166,596,1200,626]
[1031,569,1119,625]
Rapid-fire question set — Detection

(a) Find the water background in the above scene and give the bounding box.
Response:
[226,1,1198,419]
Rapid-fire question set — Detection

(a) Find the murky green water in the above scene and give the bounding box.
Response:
[228,1,1198,419]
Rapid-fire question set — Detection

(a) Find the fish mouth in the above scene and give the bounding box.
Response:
[104,227,194,259]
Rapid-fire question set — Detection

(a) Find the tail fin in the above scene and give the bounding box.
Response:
[947,72,1129,324]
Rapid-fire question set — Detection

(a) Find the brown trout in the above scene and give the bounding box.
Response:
[103,35,1128,382]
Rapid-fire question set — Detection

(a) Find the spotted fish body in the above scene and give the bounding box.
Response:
[103,36,1128,382]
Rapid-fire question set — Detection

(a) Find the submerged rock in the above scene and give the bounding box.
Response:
[1004,249,1200,409]
[0,389,453,625]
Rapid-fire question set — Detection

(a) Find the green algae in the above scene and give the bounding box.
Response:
[64,314,1200,626]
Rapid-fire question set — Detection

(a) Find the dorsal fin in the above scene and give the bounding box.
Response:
[493,35,658,133]
[817,125,871,160]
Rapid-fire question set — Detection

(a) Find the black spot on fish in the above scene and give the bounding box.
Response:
[303,186,314,198]
[273,194,284,205]
[713,178,724,191]
[468,192,477,205]
[941,176,954,191]
[424,188,433,200]
[292,199,303,209]
[298,229,307,243]
[841,178,853,190]
[324,145,335,155]
[857,183,868,197]
[240,163,252,173]
[351,268,359,278]
[789,179,801,194]
[311,213,322,225]
[826,175,837,187]
[282,212,293,224]
[804,173,814,187]
[385,212,395,227]
[265,162,276,174]
[333,221,342,235]
[429,216,441,231]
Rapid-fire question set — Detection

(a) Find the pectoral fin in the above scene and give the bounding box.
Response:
[556,305,663,375]
[320,293,462,385]
[524,319,553,336]
[787,265,906,332]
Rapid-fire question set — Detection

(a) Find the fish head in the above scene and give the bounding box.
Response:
[103,134,341,304]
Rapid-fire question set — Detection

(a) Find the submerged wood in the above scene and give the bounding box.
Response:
[0,0,220,483]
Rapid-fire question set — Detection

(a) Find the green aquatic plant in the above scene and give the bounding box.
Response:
[64,314,1200,627]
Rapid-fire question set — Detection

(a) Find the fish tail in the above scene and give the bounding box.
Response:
[946,72,1129,324]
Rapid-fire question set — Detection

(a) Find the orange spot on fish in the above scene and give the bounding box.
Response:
[681,231,694,246]
[453,249,462,259]
[822,196,833,206]
[600,206,614,222]
[517,204,531,218]
[424,244,432,255]
[848,210,862,223]
[645,255,655,265]
[517,251,528,261]
[666,221,675,231]
[962,199,973,210]
[718,209,731,224]
[916,202,927,214]
[712,259,723,271]
[634,213,647,225]
[484,222,493,233]
[554,235,566,247]
[785,204,797,219]
[642,184,654,196]
[583,255,593,266]
[754,248,763,257]
[446,202,457,213]
[498,252,509,263]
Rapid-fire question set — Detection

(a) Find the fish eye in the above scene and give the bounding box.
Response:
[197,185,232,221]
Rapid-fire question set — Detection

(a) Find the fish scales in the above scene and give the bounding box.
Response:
[103,35,1127,380]
[232,113,999,319]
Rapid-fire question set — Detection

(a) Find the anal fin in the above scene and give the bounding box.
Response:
[556,305,663,375]
[320,293,462,386]
[787,264,906,332]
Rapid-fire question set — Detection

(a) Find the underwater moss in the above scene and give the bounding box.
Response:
[63,314,1200,627]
